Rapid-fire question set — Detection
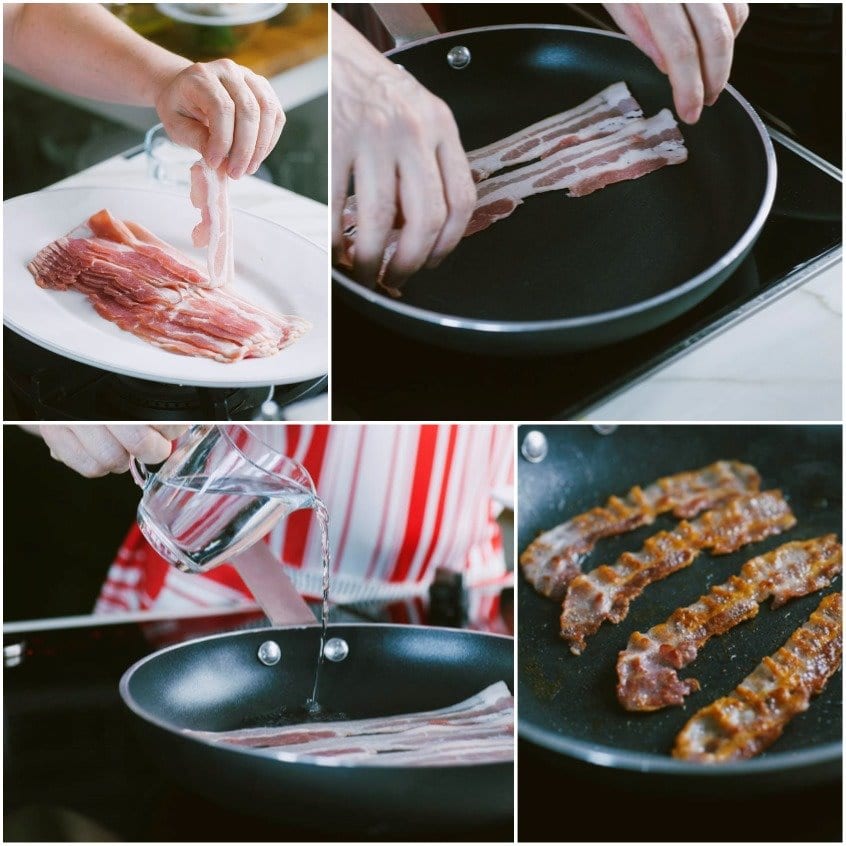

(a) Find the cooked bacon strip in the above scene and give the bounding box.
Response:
[673,592,842,763]
[466,109,687,235]
[186,681,514,767]
[617,536,842,711]
[29,210,309,362]
[521,461,761,601]
[190,160,234,287]
[559,491,797,655]
[466,81,643,181]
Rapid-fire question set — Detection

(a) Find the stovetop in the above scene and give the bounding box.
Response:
[3,329,328,421]
[4,591,513,842]
[332,131,841,421]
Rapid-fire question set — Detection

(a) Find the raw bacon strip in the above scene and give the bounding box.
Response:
[521,461,761,601]
[617,536,842,711]
[467,81,644,181]
[673,592,842,763]
[559,491,797,655]
[186,681,514,767]
[190,160,234,287]
[467,109,687,235]
[29,210,309,362]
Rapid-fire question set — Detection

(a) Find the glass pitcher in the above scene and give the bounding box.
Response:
[131,425,317,574]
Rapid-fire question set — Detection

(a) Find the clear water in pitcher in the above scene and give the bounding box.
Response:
[137,472,332,711]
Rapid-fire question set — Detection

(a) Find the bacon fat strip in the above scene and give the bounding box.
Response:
[559,490,797,655]
[466,109,687,236]
[190,160,234,287]
[673,592,842,763]
[521,460,761,601]
[466,81,643,181]
[617,535,842,711]
[186,681,514,767]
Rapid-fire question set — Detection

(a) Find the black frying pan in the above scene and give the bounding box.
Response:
[332,13,776,355]
[517,424,841,793]
[120,623,513,833]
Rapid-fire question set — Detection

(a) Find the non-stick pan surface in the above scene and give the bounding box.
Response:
[121,623,513,831]
[334,25,775,354]
[517,425,841,791]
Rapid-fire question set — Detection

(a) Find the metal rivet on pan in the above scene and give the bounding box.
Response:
[521,430,548,463]
[447,45,471,69]
[4,642,25,668]
[323,637,349,662]
[257,640,282,666]
[593,425,618,436]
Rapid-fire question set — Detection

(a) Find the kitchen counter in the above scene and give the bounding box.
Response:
[585,260,842,421]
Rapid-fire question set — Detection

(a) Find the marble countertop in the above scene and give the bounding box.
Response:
[584,258,842,422]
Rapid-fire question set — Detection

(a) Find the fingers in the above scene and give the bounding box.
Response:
[429,128,476,268]
[193,68,236,168]
[387,150,446,286]
[352,152,398,285]
[724,3,749,34]
[110,426,174,465]
[605,4,667,73]
[685,3,735,106]
[639,4,705,123]
[331,150,353,252]
[244,73,284,175]
[217,63,260,179]
[40,426,125,478]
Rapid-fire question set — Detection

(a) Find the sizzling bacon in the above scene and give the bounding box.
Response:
[559,491,797,655]
[617,536,842,711]
[521,461,761,601]
[29,209,309,362]
[673,592,842,762]
[466,109,687,235]
[190,160,234,287]
[186,681,514,767]
[466,81,643,181]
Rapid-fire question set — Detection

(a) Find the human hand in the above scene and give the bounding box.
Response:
[36,425,189,478]
[604,4,749,124]
[154,59,285,178]
[332,15,476,287]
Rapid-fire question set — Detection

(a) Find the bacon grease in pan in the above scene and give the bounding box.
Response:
[673,592,842,763]
[617,535,842,711]
[521,460,761,601]
[466,81,644,181]
[185,681,514,767]
[559,490,797,655]
[28,209,309,362]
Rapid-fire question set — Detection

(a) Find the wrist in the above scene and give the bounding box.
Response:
[142,51,192,108]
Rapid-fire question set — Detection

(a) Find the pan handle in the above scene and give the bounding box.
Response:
[370,3,439,48]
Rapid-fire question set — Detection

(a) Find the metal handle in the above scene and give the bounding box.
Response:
[370,3,439,48]
[129,456,150,488]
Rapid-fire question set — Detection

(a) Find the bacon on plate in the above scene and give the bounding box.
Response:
[29,209,309,362]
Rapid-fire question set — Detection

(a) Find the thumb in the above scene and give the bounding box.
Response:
[161,113,210,159]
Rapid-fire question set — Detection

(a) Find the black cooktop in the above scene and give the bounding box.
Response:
[332,132,841,421]
[2,329,328,421]
[4,591,513,843]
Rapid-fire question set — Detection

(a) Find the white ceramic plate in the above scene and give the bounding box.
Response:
[4,186,327,387]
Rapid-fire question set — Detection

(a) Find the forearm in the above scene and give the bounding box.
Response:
[4,3,190,106]
[332,12,394,82]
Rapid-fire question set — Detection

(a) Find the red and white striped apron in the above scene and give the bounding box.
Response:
[95,425,513,626]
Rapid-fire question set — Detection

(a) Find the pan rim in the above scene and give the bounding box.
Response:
[518,716,842,776]
[335,23,778,334]
[119,622,514,772]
